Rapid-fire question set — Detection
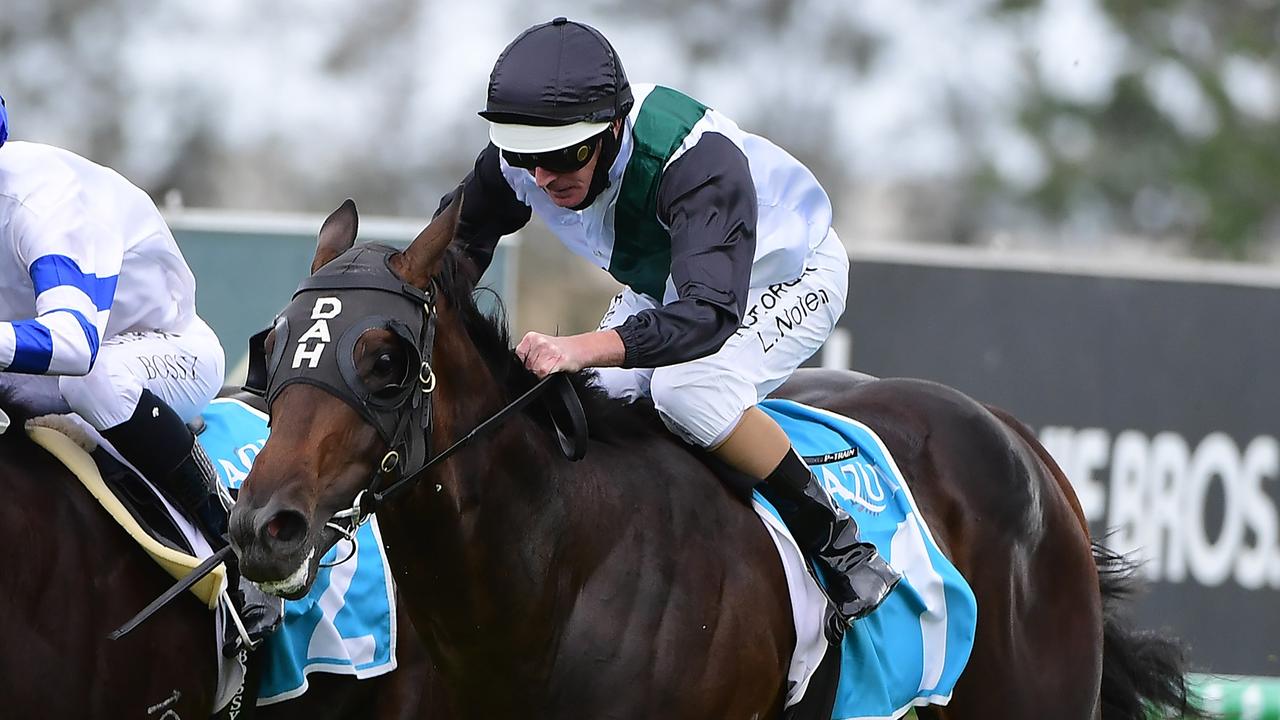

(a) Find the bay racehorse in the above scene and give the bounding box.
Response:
[229,196,1196,719]
[0,392,447,718]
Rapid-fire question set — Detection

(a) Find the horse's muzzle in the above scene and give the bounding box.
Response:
[229,496,321,597]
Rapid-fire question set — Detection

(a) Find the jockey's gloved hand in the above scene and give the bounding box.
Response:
[224,579,284,657]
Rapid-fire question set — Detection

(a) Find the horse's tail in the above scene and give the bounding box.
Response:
[1095,543,1202,720]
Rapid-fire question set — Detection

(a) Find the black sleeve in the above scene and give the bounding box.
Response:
[614,133,757,368]
[435,143,532,276]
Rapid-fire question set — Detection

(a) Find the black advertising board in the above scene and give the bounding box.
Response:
[835,246,1280,676]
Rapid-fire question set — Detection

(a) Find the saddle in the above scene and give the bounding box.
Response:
[26,417,227,606]
[22,414,265,718]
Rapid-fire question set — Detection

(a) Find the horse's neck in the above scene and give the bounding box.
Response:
[378,337,579,658]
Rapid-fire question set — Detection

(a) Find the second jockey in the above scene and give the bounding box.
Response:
[0,94,279,648]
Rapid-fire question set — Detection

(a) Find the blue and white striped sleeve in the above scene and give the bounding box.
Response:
[0,203,121,376]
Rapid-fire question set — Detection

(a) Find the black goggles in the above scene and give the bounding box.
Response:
[501,131,605,173]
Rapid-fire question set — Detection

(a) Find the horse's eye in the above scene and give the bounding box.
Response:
[372,352,397,377]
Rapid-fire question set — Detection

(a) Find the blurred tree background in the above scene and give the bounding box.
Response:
[992,0,1280,258]
[3,0,1279,330]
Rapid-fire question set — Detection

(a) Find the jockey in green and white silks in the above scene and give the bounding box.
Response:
[504,82,849,444]
[438,17,900,642]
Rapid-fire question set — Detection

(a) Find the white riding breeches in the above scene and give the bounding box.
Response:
[59,317,226,431]
[592,228,849,448]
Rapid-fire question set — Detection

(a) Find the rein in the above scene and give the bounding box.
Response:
[332,372,580,530]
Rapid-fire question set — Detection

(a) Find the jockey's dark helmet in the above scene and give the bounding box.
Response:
[479,17,633,209]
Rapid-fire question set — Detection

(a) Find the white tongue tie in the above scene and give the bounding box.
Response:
[257,547,316,596]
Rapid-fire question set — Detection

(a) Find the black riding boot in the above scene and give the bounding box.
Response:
[764,449,902,644]
[102,390,283,653]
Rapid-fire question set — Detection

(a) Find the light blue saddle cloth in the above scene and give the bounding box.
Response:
[197,398,398,704]
[759,399,978,720]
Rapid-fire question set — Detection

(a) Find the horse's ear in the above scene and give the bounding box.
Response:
[312,199,359,274]
[399,188,463,288]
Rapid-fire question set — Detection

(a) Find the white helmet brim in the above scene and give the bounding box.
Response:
[488,120,610,154]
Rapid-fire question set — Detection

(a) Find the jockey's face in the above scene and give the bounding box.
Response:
[531,139,601,208]
[521,120,621,209]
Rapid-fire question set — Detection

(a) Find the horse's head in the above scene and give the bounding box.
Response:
[229,196,462,598]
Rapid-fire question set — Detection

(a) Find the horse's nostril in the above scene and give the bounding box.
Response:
[265,511,308,544]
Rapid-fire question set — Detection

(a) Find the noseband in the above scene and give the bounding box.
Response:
[244,244,586,541]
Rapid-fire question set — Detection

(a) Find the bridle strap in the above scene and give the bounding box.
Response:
[354,373,565,518]
[364,287,439,503]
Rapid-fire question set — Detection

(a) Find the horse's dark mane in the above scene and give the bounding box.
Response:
[433,245,664,443]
